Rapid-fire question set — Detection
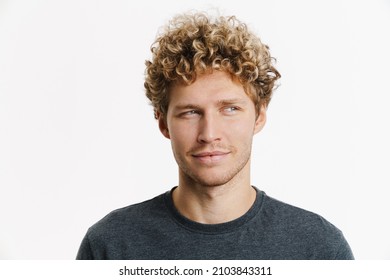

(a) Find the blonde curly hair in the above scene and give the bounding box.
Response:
[144,12,280,118]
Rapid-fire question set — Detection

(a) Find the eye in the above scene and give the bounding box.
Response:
[223,106,239,114]
[179,109,200,118]
[183,110,200,116]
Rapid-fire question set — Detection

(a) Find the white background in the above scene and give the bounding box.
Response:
[1,0,389,259]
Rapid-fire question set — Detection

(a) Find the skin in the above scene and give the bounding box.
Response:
[158,70,266,224]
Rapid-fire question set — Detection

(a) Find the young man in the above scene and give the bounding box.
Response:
[76,12,354,260]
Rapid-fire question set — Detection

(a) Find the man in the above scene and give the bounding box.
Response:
[76,12,354,260]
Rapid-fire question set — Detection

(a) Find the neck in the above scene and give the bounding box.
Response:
[172,163,256,224]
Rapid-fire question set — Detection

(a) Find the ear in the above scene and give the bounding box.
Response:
[254,104,267,135]
[156,111,171,139]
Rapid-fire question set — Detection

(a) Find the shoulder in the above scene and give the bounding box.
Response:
[259,192,354,259]
[261,192,340,232]
[77,192,173,259]
[86,192,167,239]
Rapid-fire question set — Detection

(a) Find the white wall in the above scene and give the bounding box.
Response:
[1,0,389,259]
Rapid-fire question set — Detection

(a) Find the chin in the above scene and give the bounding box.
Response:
[179,157,250,187]
[189,172,236,187]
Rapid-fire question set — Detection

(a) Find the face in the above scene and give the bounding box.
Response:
[158,71,266,187]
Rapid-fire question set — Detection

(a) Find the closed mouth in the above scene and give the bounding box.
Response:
[192,151,230,157]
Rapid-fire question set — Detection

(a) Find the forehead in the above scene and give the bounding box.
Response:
[168,71,251,106]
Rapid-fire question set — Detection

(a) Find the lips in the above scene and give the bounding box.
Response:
[193,151,230,157]
[192,151,230,164]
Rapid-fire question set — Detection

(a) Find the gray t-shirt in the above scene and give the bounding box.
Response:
[76,187,354,259]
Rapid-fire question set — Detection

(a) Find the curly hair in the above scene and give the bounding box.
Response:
[144,12,281,118]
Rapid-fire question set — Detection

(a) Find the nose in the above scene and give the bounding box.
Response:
[197,113,222,144]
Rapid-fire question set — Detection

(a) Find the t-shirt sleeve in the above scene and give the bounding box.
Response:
[76,232,94,260]
[334,231,355,260]
[334,233,355,260]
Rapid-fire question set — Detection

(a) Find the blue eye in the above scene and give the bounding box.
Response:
[185,110,198,115]
[179,110,200,118]
[224,107,238,113]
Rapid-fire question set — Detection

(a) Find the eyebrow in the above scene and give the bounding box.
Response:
[173,98,247,111]
[216,98,247,106]
[172,104,202,111]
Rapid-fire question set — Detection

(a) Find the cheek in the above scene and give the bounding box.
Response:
[169,125,195,149]
[228,117,256,137]
[230,128,254,146]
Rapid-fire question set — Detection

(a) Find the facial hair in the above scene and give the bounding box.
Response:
[173,141,253,187]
